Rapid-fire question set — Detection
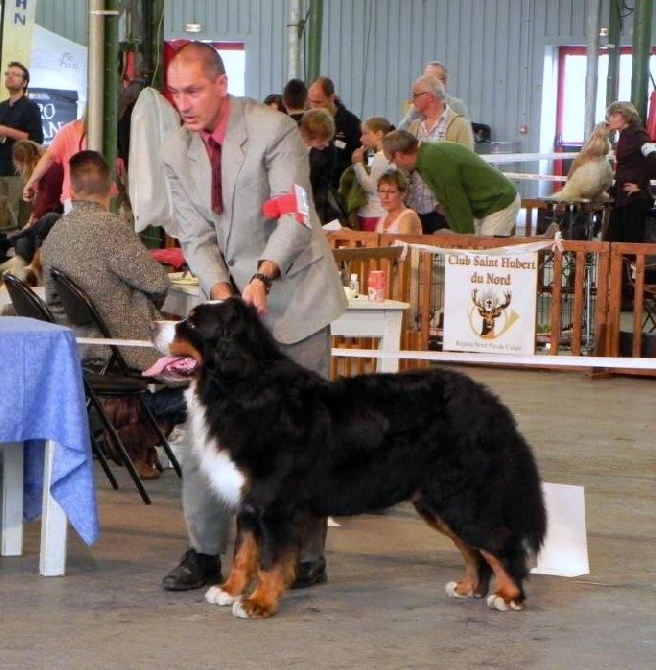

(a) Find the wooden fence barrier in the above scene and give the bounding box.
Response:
[327,230,656,377]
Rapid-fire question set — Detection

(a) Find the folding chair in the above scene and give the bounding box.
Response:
[3,272,118,492]
[48,268,183,503]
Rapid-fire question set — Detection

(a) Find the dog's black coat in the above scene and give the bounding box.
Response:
[174,298,546,613]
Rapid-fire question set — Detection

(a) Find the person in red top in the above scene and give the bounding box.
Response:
[22,118,87,214]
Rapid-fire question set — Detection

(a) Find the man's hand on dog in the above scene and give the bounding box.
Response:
[242,280,269,315]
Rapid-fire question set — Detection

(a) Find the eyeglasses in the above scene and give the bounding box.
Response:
[4,71,25,78]
[411,91,430,100]
[377,189,399,195]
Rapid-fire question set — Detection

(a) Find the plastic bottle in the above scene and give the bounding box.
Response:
[349,273,360,296]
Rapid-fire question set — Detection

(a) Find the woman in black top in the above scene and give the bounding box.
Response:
[606,101,656,242]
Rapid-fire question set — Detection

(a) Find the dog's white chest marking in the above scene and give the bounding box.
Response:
[185,386,246,508]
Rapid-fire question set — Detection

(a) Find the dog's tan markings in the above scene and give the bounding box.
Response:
[168,337,202,362]
[415,508,486,599]
[479,549,524,611]
[232,551,297,619]
[222,530,260,599]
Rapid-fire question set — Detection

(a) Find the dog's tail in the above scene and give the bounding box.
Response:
[510,439,548,555]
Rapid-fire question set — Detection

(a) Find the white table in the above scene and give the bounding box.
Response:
[0,317,99,576]
[331,296,409,373]
[164,284,409,374]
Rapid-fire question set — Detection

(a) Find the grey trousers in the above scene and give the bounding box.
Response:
[181,326,331,562]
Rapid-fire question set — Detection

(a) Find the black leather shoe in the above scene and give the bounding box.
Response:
[291,558,328,590]
[162,548,222,591]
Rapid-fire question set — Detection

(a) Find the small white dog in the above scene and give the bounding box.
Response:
[552,122,613,202]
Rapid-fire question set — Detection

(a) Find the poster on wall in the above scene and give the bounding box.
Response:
[28,24,87,143]
[28,88,79,144]
[442,252,538,355]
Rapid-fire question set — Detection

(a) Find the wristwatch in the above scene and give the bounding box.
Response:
[250,272,274,294]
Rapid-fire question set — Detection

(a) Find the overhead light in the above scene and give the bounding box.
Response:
[185,23,202,33]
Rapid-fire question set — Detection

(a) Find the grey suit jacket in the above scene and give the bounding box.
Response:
[160,96,347,344]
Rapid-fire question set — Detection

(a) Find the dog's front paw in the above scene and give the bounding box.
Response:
[205,586,238,606]
[486,593,523,611]
[445,581,474,599]
[232,597,277,619]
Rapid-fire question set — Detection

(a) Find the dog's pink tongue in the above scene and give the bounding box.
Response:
[142,356,197,378]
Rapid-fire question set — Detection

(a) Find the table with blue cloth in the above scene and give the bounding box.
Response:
[0,317,99,575]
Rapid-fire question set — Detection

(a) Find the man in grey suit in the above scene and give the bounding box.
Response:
[159,42,347,592]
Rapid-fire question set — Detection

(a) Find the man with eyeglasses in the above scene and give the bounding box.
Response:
[399,60,469,131]
[0,61,44,230]
[404,75,474,234]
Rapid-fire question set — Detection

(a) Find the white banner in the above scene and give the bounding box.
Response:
[29,24,88,130]
[443,252,538,355]
[1,0,38,101]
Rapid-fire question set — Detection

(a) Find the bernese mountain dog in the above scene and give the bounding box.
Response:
[151,298,546,619]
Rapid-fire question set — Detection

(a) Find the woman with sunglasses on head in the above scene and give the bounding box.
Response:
[605,101,656,243]
[374,170,422,235]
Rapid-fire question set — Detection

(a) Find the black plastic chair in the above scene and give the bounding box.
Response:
[48,268,183,503]
[3,272,56,322]
[3,272,118,493]
[48,267,131,376]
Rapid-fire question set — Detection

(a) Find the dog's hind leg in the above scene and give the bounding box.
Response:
[413,498,492,600]
[479,548,526,612]
[205,516,259,607]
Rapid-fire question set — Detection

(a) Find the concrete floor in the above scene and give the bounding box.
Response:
[1,365,655,670]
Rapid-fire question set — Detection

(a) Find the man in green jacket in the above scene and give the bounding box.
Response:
[382,130,520,235]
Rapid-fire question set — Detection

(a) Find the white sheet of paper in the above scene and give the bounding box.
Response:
[531,482,589,577]
[322,219,343,231]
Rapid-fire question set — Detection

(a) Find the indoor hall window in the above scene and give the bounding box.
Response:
[556,46,656,146]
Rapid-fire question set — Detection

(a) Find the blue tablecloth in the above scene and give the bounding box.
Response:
[0,317,99,545]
